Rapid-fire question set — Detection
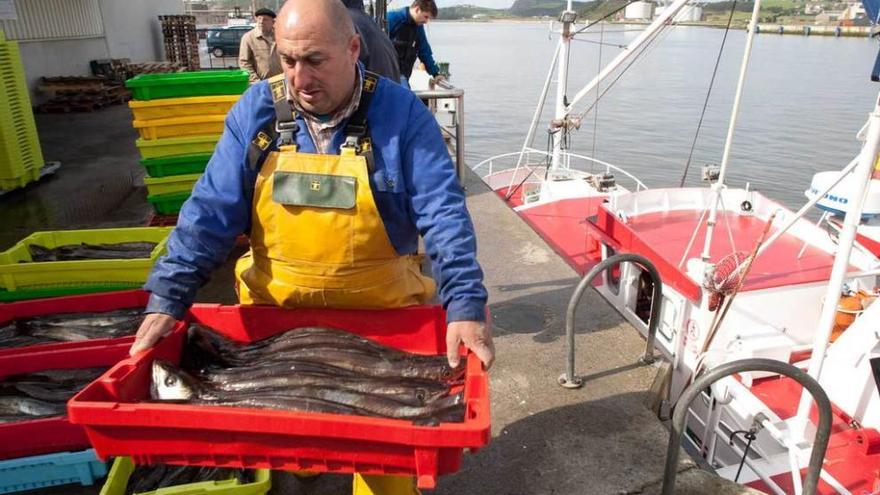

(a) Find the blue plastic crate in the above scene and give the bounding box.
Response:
[0,449,108,493]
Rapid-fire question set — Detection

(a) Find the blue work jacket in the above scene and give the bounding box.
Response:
[388,7,440,77]
[144,71,487,324]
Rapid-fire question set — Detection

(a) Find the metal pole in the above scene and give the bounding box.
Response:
[699,0,763,262]
[795,92,880,427]
[756,155,860,258]
[456,92,465,182]
[662,359,832,495]
[550,12,573,176]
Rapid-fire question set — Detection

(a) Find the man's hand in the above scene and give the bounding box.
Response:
[446,320,494,369]
[129,313,178,356]
[433,74,446,83]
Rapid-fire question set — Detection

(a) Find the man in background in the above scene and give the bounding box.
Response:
[238,7,282,83]
[342,0,400,81]
[388,0,443,88]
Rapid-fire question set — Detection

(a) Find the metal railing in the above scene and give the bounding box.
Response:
[413,80,466,182]
[473,149,649,193]
[559,253,662,388]
[662,358,832,495]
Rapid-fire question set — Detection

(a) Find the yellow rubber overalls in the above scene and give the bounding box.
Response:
[234,73,434,495]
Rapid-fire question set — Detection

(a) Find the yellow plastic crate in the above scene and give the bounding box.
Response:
[0,165,39,190]
[133,115,226,140]
[128,95,240,121]
[0,227,172,291]
[0,40,44,181]
[100,457,271,495]
[137,135,220,160]
[144,173,201,196]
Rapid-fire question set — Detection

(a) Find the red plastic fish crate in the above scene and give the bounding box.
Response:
[0,290,149,358]
[68,304,491,489]
[0,339,133,460]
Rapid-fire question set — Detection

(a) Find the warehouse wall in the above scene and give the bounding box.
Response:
[3,0,184,99]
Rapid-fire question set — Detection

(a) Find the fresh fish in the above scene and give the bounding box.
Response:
[0,367,107,422]
[0,396,64,417]
[0,309,143,349]
[126,464,252,494]
[212,372,448,403]
[150,324,467,423]
[28,242,157,262]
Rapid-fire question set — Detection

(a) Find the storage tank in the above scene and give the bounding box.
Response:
[624,1,654,20]
[673,5,703,22]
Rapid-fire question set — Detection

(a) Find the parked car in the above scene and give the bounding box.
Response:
[206,26,253,58]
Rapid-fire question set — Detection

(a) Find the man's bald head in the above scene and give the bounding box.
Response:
[274,0,361,115]
[277,0,356,46]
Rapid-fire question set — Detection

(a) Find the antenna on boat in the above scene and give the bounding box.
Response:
[547,0,577,180]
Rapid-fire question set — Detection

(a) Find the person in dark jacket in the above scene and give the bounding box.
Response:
[341,0,400,81]
[388,0,442,88]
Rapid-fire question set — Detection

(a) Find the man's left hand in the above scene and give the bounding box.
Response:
[433,74,446,83]
[446,320,494,369]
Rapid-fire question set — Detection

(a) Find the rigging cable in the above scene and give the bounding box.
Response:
[592,21,605,165]
[574,17,672,122]
[571,0,642,37]
[729,428,758,483]
[678,0,739,187]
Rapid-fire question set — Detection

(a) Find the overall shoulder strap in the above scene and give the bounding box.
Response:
[341,70,380,170]
[247,74,299,171]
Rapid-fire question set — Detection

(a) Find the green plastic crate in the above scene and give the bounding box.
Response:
[137,135,220,160]
[141,154,211,177]
[0,227,172,291]
[147,191,191,215]
[144,173,201,196]
[125,71,249,101]
[100,458,271,495]
[0,283,143,302]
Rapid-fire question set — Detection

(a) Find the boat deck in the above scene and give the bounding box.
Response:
[748,376,880,493]
[510,195,853,294]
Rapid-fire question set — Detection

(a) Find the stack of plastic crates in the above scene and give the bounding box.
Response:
[126,70,248,219]
[159,15,200,71]
[0,30,45,192]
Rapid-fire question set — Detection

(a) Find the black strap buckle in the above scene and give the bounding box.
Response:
[276,120,299,146]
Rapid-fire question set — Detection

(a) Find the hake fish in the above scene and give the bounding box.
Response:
[152,360,464,421]
[151,325,468,423]
[0,367,107,422]
[28,242,157,262]
[126,464,252,495]
[0,308,143,349]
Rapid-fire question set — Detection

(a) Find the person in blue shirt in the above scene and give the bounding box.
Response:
[129,0,493,374]
[388,0,443,87]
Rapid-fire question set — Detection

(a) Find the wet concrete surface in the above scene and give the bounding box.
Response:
[6,107,761,494]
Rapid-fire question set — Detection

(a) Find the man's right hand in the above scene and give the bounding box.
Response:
[129,313,178,356]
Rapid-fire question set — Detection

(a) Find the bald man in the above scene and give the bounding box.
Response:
[133,0,492,372]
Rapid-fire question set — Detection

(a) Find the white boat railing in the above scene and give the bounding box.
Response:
[473,148,650,194]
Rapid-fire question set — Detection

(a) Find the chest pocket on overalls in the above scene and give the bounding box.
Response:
[273,172,357,210]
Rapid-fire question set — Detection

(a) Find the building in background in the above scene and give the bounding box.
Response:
[0,0,184,95]
[624,1,654,20]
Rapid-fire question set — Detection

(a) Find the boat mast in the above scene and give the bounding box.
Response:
[548,0,694,177]
[548,0,577,179]
[795,92,880,428]
[698,0,763,262]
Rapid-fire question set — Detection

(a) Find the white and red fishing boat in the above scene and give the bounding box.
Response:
[475,0,880,492]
